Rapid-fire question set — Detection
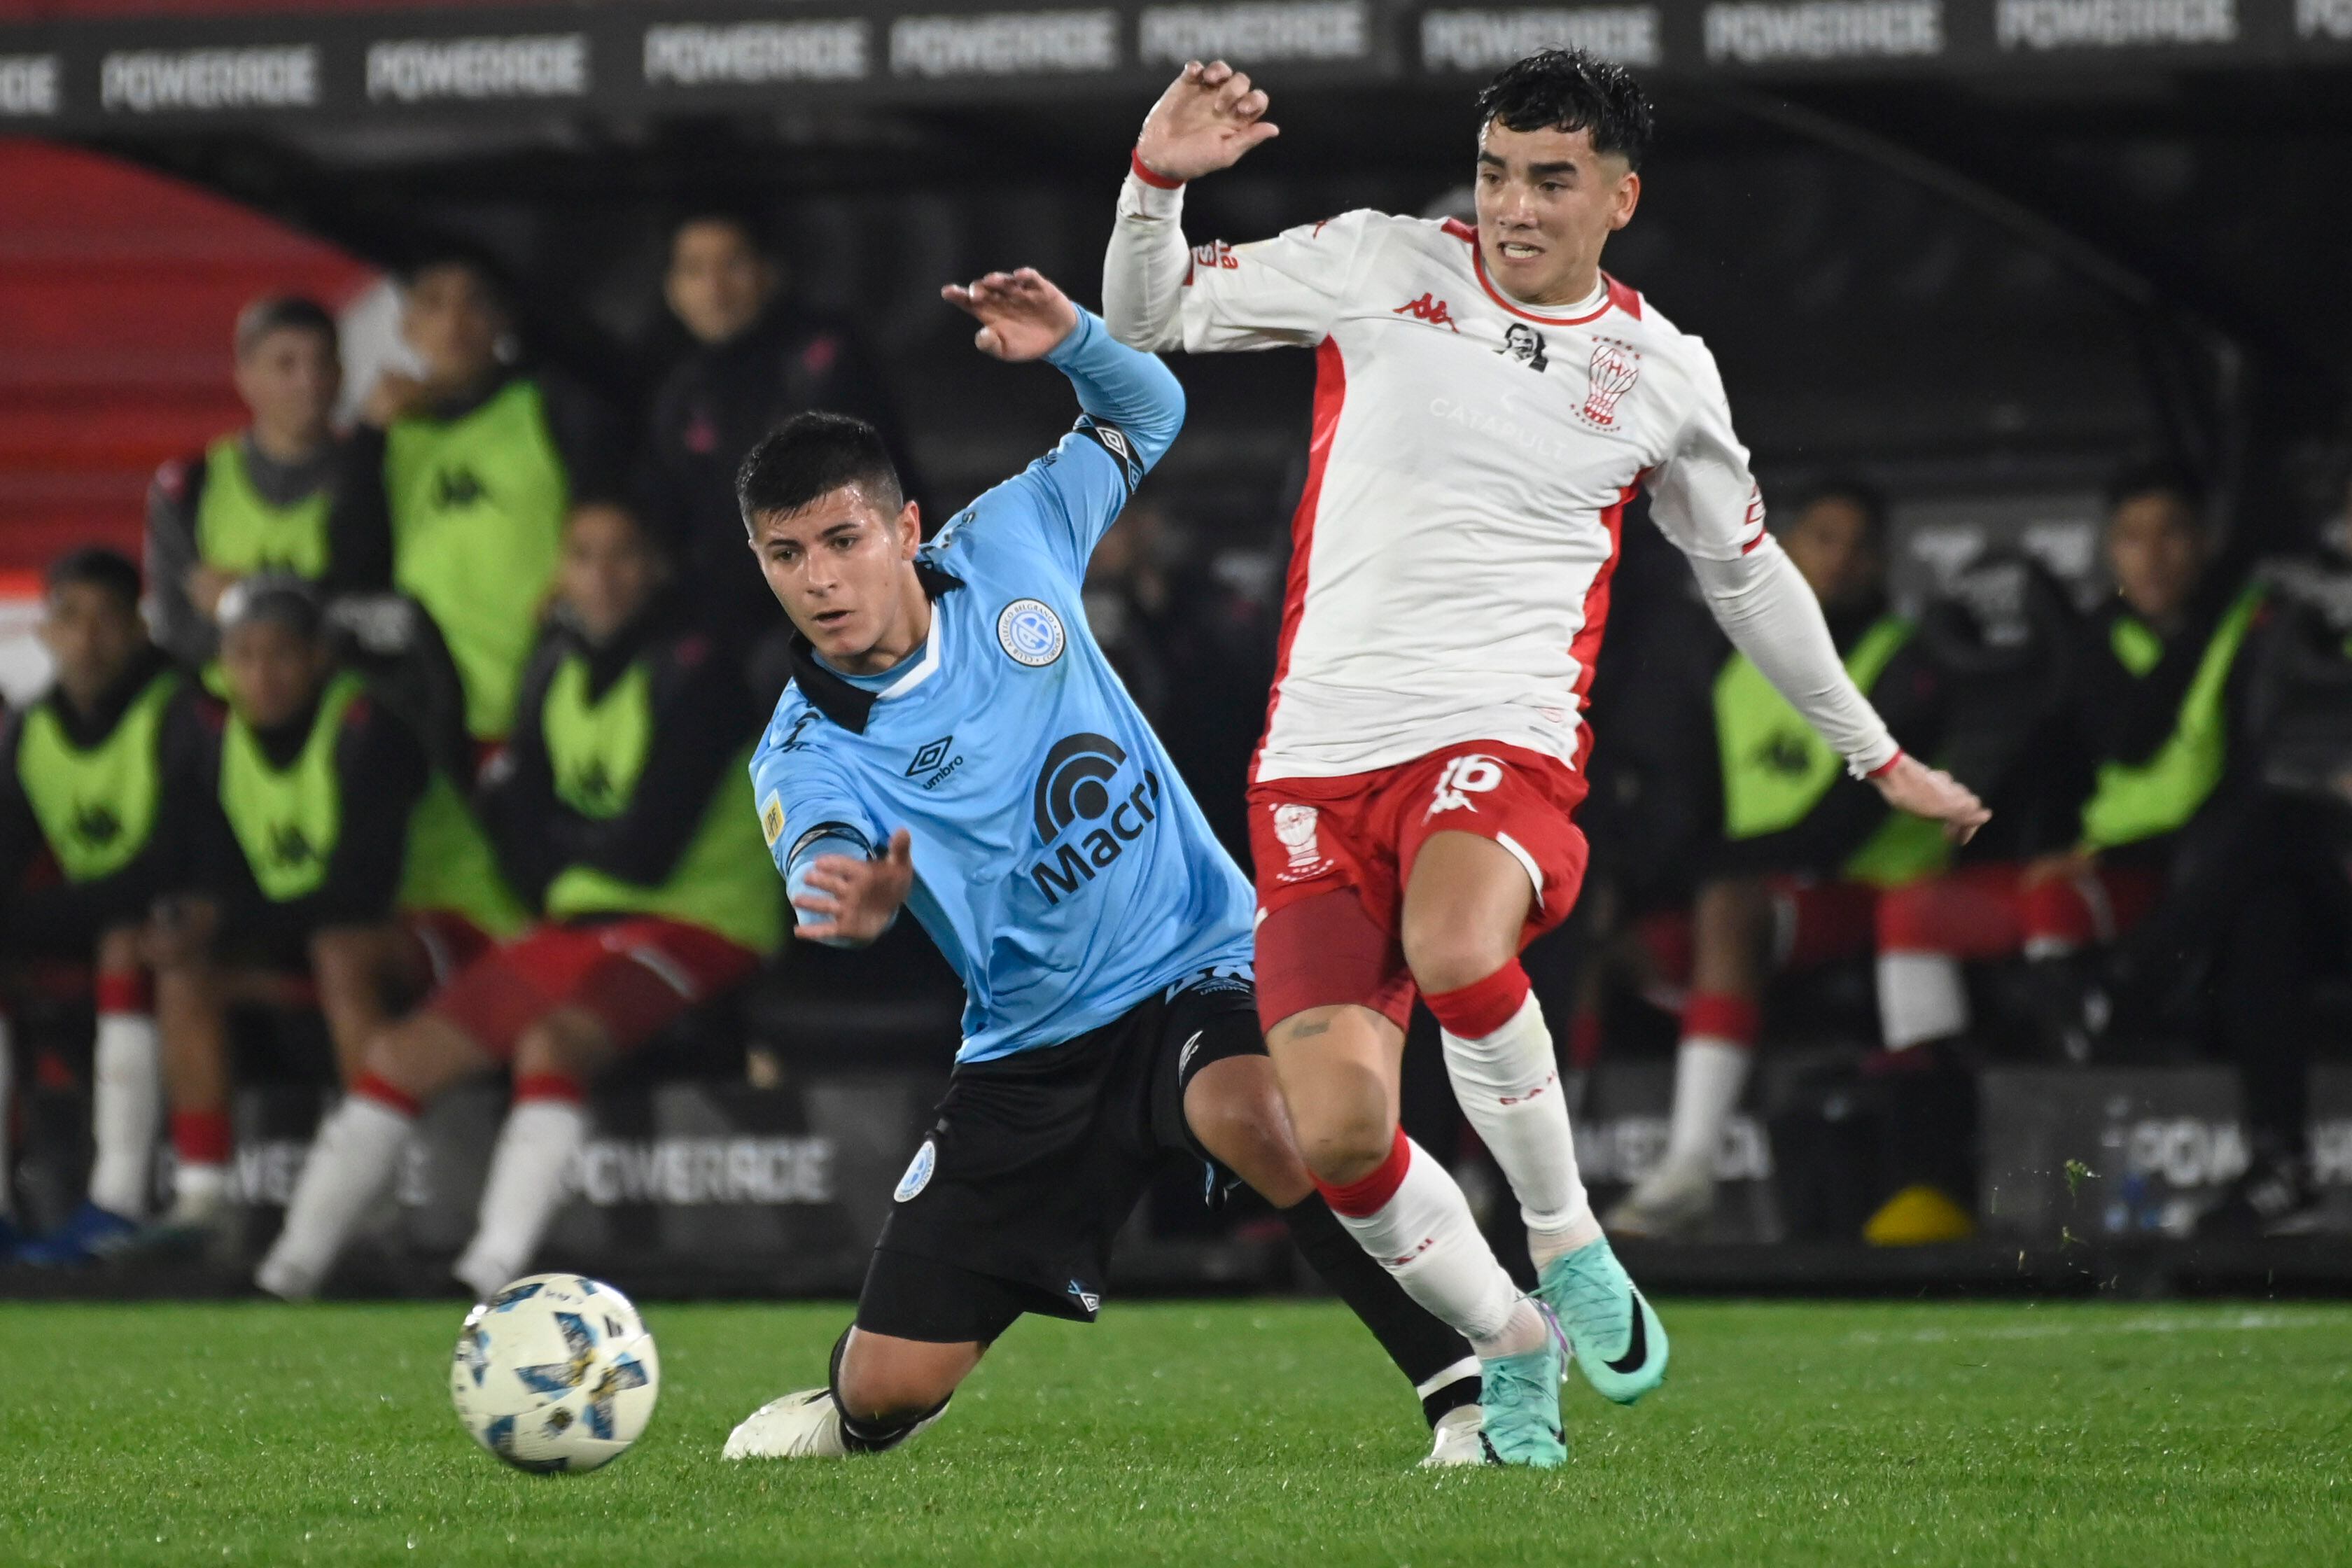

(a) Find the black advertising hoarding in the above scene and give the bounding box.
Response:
[0,0,2346,137]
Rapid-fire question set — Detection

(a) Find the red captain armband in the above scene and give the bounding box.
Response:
[1130,148,1185,190]
[1861,749,1905,780]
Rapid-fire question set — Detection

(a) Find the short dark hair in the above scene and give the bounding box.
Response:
[671,209,774,260]
[398,244,512,312]
[2105,457,2206,519]
[1793,477,1890,549]
[218,573,325,641]
[1475,49,1653,171]
[234,295,338,360]
[46,547,141,611]
[736,412,904,531]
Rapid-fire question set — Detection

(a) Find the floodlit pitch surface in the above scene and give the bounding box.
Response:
[2,1299,2346,1566]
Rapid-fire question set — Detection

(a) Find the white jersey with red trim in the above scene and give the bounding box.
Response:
[1105,176,1899,787]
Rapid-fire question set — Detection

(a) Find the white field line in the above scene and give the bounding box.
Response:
[1842,1311,2339,1345]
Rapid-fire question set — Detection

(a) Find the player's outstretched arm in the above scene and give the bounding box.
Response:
[945,266,1183,473]
[789,827,913,946]
[1135,59,1278,185]
[1105,62,1278,352]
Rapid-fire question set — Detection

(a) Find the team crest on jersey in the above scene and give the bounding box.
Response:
[1270,803,1331,881]
[997,598,1066,667]
[1578,337,1642,428]
[894,1140,937,1203]
[759,791,786,848]
[1497,322,1549,372]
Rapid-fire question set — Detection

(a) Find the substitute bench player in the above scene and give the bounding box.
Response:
[1105,50,1987,1465]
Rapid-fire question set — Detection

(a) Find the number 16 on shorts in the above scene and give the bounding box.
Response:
[1426,753,1505,820]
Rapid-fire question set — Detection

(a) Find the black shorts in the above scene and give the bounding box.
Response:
[855,967,1262,1345]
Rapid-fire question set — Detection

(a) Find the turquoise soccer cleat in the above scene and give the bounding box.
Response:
[1475,1315,1566,1469]
[1539,1236,1669,1405]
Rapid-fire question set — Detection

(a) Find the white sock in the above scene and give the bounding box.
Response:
[454,1097,588,1301]
[1440,995,1599,1269]
[89,1011,161,1219]
[1657,1038,1753,1183]
[1877,951,1969,1051]
[1331,1135,1541,1357]
[0,1013,14,1220]
[258,1092,412,1298]
[172,1161,230,1222]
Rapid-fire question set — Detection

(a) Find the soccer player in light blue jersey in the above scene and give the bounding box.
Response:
[722,268,1490,1466]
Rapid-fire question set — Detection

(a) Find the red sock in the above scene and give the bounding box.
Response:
[513,1072,585,1106]
[1313,1126,1413,1218]
[1424,961,1532,1040]
[351,1071,421,1119]
[94,972,151,1016]
[1681,991,1760,1047]
[172,1110,232,1166]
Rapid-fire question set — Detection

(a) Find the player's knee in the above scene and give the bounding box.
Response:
[834,1340,964,1425]
[1401,920,1513,997]
[1294,1105,1396,1188]
[362,1019,463,1102]
[1185,1059,1311,1200]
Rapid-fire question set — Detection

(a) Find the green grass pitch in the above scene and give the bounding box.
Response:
[3,1298,2346,1566]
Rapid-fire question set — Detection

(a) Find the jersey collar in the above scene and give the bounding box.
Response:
[786,561,964,734]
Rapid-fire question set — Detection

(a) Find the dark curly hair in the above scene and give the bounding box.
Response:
[1474,48,1654,170]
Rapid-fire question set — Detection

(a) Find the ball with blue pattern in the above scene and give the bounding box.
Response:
[449,1273,661,1473]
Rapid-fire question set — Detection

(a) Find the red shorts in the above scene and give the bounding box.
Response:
[428,916,759,1060]
[1247,741,1590,1033]
[1875,862,2164,958]
[402,909,498,991]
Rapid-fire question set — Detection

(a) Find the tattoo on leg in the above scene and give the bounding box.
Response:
[1282,1020,1332,1044]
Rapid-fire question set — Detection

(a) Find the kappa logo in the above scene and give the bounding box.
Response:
[266,821,318,869]
[1026,732,1164,906]
[1498,321,1549,372]
[1757,731,1814,776]
[433,465,487,509]
[1427,754,1505,819]
[1580,337,1642,428]
[997,598,1066,667]
[71,802,122,847]
[1270,802,1329,881]
[1392,292,1461,332]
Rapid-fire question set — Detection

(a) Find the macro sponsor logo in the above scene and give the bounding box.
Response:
[643,20,870,85]
[2303,0,2352,37]
[101,46,318,113]
[1703,0,1942,60]
[1138,3,1371,65]
[0,55,59,117]
[1026,732,1165,906]
[367,34,589,103]
[889,10,1119,78]
[1421,8,1663,69]
[1996,0,2234,47]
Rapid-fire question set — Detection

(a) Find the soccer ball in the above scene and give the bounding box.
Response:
[449,1273,661,1473]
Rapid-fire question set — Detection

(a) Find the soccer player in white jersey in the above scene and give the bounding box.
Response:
[1103,50,1988,1466]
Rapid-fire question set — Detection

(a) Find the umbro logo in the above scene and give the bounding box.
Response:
[906,736,953,776]
[906,734,964,790]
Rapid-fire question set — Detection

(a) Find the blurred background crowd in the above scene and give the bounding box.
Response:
[2,6,2351,1290]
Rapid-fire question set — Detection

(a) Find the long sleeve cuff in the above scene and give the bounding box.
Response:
[1119,166,1184,222]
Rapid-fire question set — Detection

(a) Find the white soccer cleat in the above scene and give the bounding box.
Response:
[1419,1403,1492,1467]
[1604,1165,1714,1241]
[254,1247,326,1303]
[724,1390,852,1460]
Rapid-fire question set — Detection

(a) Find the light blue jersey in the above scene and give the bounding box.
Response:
[750,311,1254,1065]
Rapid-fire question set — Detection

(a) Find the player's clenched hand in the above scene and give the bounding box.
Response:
[941,267,1081,362]
[1135,59,1279,183]
[1870,753,1992,845]
[792,829,915,945]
